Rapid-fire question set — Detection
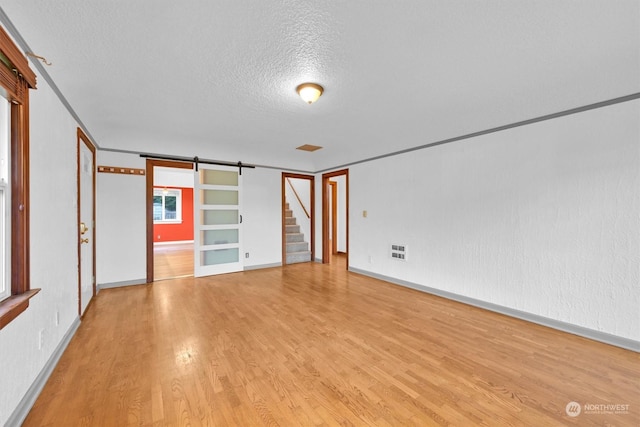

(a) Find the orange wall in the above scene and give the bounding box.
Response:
[153,187,194,242]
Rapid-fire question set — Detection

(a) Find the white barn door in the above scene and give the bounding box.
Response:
[193,164,243,277]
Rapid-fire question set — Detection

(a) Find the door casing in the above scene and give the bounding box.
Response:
[145,159,193,283]
[321,169,348,265]
[77,128,96,317]
[329,181,337,255]
[282,173,315,264]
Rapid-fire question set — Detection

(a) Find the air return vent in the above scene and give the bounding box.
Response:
[390,244,407,261]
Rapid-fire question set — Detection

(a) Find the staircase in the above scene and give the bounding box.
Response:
[285,202,311,264]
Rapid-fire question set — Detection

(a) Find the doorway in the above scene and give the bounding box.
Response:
[77,128,96,317]
[322,169,348,266]
[282,173,314,264]
[146,159,193,283]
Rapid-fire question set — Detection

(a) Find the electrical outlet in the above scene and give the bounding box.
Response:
[55,310,59,326]
[245,252,249,258]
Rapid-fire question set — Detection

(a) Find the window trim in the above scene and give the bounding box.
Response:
[0,96,10,302]
[0,25,38,330]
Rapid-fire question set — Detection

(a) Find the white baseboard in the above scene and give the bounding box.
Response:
[5,317,81,427]
[153,240,194,246]
[244,262,282,271]
[349,267,640,353]
[98,278,147,290]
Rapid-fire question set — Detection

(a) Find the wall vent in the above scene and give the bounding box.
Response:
[390,244,407,261]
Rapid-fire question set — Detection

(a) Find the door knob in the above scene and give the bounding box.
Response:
[80,238,89,244]
[80,222,89,235]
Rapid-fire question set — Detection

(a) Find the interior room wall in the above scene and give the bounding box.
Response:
[241,167,283,268]
[0,60,82,426]
[154,167,194,188]
[96,151,147,286]
[348,99,640,342]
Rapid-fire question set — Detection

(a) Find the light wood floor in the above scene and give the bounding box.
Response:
[24,256,639,426]
[154,243,194,280]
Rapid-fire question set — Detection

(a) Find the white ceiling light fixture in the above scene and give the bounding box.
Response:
[296,83,324,104]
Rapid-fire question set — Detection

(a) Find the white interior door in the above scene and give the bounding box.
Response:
[79,138,95,315]
[194,164,243,277]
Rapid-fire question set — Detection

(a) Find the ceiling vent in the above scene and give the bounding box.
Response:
[296,144,323,152]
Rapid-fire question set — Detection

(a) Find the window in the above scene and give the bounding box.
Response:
[0,25,38,330]
[0,93,10,302]
[153,188,182,223]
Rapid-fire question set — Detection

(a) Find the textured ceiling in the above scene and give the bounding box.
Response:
[1,1,638,172]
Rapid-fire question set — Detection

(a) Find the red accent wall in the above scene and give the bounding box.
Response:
[153,187,194,242]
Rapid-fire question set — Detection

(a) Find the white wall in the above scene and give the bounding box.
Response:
[242,167,283,268]
[154,167,193,188]
[349,100,640,342]
[96,151,147,286]
[0,65,82,425]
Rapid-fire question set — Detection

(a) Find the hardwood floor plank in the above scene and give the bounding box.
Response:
[22,258,640,426]
[154,242,194,280]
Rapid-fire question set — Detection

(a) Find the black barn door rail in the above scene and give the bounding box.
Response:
[140,153,255,174]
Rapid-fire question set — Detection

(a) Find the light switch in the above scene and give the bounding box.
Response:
[363,210,367,218]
